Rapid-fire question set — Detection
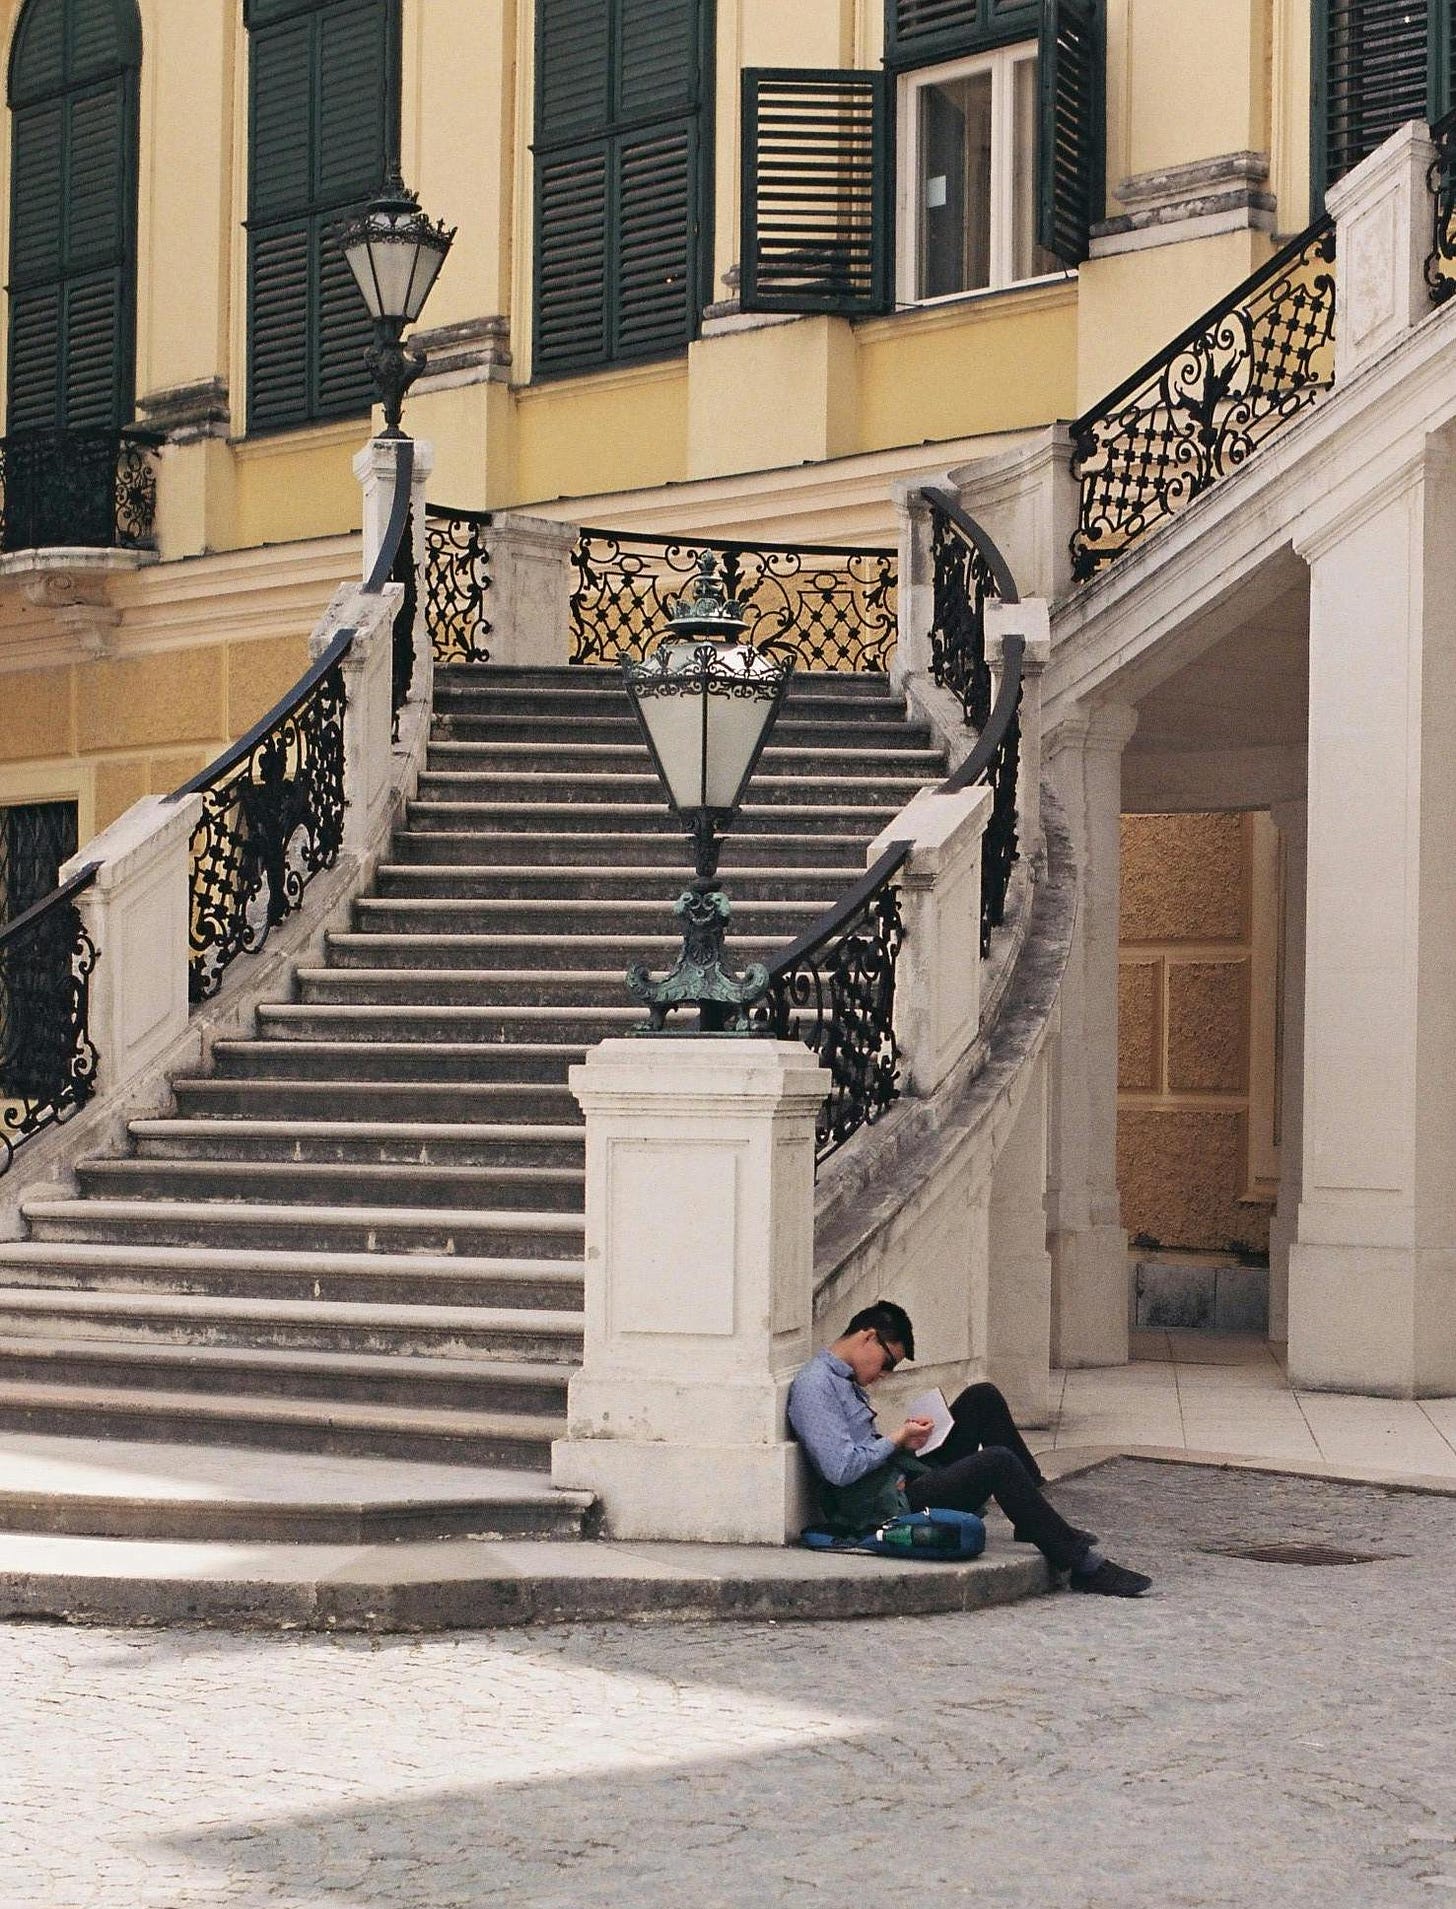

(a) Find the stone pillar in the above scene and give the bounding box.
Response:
[986,1047,1054,1425]
[1289,439,1456,1395]
[986,598,1051,859]
[891,482,936,686]
[1046,701,1137,1367]
[1327,120,1437,385]
[59,794,200,1099]
[552,1037,830,1543]
[1266,797,1307,1343]
[868,783,992,1097]
[483,514,578,668]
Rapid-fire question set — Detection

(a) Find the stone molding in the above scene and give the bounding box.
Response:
[136,376,231,442]
[411,314,513,391]
[1090,150,1277,256]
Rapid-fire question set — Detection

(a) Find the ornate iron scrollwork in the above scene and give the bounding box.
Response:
[570,529,897,671]
[752,843,909,1166]
[978,705,1020,956]
[923,491,1017,730]
[0,427,160,553]
[1071,219,1336,579]
[424,505,493,665]
[184,636,348,1002]
[1427,109,1456,304]
[0,868,99,1176]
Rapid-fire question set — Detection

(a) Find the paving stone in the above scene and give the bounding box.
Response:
[1,1460,1454,1907]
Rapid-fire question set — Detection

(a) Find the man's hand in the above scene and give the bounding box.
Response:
[891,1416,934,1452]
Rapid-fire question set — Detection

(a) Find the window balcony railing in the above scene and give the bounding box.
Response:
[0,426,162,555]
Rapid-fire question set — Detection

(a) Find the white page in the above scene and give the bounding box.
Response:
[904,1387,953,1455]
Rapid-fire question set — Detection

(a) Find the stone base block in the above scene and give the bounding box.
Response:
[1288,1242,1456,1397]
[552,1438,813,1545]
[1050,1222,1130,1367]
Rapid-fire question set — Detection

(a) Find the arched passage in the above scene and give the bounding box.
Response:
[6,0,141,432]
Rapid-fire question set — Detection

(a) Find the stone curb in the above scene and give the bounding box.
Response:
[1048,1442,1456,1498]
[0,1538,1050,1633]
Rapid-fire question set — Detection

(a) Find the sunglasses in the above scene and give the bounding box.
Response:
[874,1332,902,1373]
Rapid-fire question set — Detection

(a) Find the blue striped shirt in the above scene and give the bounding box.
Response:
[786,1348,897,1487]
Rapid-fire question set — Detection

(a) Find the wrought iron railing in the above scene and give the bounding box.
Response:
[0,426,161,553]
[179,629,349,1003]
[424,503,493,665]
[1071,217,1337,579]
[1427,108,1456,303]
[0,863,99,1175]
[359,439,417,725]
[570,527,897,671]
[941,633,1025,956]
[920,488,1018,729]
[756,841,911,1165]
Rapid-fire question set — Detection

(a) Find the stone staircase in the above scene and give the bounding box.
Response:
[0,663,945,1536]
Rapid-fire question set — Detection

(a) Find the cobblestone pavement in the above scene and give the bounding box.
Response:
[3,1459,1455,1909]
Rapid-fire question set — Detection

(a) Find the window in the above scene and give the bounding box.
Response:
[740,0,1101,317]
[245,0,399,433]
[1314,2,1456,203]
[6,0,141,432]
[533,0,713,378]
[901,45,1057,302]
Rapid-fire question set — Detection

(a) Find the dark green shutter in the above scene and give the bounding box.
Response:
[885,0,1039,68]
[739,69,892,316]
[6,0,139,433]
[246,0,397,431]
[1036,0,1104,265]
[533,0,709,377]
[1314,0,1445,203]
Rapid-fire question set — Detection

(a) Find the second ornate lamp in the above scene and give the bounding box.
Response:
[621,554,794,1031]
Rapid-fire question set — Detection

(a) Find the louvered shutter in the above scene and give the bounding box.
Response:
[1316,0,1438,198]
[7,290,62,431]
[314,0,388,416]
[616,124,697,357]
[740,69,892,316]
[1036,0,1104,265]
[618,0,699,117]
[534,145,611,372]
[885,0,1039,67]
[538,0,611,139]
[248,222,313,430]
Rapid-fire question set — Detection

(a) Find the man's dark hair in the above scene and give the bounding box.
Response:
[845,1300,915,1361]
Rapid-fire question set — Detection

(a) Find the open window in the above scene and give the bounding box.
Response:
[740,0,1102,317]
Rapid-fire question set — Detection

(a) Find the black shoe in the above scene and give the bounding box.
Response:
[1069,1559,1152,1598]
[1015,1524,1098,1548]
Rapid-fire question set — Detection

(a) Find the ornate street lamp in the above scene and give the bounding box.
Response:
[339,166,455,436]
[622,554,794,1032]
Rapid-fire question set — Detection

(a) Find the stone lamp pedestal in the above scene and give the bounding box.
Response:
[552,1036,830,1543]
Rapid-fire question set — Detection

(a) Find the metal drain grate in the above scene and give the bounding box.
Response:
[1210,1542,1399,1567]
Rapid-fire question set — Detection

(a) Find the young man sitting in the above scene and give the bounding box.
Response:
[786,1299,1152,1598]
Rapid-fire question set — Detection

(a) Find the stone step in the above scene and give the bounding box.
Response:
[0,1437,596,1543]
[0,1240,584,1307]
[210,1037,586,1082]
[386,829,869,869]
[0,1334,571,1415]
[351,896,822,937]
[130,1117,585,1168]
[322,930,775,973]
[372,861,852,902]
[0,1375,565,1467]
[254,1001,639,1047]
[74,1156,587,1215]
[0,1289,583,1361]
[423,740,946,780]
[22,1197,586,1259]
[431,713,935,750]
[170,1077,583,1125]
[293,966,646,1010]
[404,799,896,835]
[414,768,928,807]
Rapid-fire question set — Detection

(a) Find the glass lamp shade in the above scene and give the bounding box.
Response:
[624,638,792,820]
[340,179,455,323]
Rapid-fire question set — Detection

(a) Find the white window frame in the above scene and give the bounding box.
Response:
[896,42,1059,308]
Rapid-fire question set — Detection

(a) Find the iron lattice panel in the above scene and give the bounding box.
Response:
[424,507,494,666]
[1071,220,1337,579]
[0,880,98,1175]
[570,529,897,672]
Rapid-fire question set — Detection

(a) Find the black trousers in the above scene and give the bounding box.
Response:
[903,1382,1088,1573]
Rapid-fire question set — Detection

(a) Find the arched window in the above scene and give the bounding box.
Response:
[245,0,399,432]
[6,0,141,431]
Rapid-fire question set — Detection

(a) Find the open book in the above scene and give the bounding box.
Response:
[904,1387,954,1456]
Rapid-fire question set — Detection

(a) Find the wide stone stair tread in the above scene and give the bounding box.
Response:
[321,930,781,972]
[424,742,947,776]
[386,829,871,867]
[290,966,666,1008]
[168,1079,584,1124]
[74,1158,586,1214]
[209,1038,588,1081]
[404,800,895,834]
[0,1239,584,1306]
[0,1287,584,1343]
[372,861,855,900]
[128,1116,586,1164]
